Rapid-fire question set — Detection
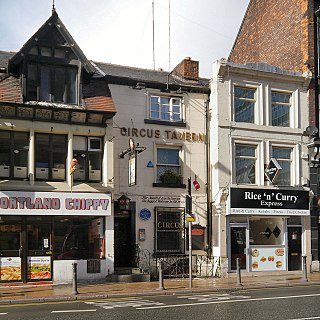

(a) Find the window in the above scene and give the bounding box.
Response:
[234,86,256,123]
[271,91,291,127]
[155,208,184,254]
[272,146,292,185]
[35,133,67,181]
[150,95,182,122]
[0,131,29,179]
[156,147,182,184]
[235,144,256,184]
[26,63,77,104]
[73,136,102,182]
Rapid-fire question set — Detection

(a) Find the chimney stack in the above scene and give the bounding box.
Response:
[173,57,199,81]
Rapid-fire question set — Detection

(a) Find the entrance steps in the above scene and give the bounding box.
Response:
[106,267,151,283]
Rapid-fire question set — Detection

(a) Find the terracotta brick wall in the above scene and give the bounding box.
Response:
[229,0,314,74]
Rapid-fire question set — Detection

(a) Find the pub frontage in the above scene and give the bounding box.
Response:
[228,188,310,272]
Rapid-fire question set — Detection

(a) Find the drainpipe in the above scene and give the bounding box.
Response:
[205,99,212,257]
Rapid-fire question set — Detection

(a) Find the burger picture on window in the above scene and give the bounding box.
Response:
[276,261,282,268]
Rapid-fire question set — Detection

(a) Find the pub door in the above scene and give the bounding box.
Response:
[288,226,302,271]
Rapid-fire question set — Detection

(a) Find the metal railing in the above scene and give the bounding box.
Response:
[134,245,151,274]
[153,254,221,279]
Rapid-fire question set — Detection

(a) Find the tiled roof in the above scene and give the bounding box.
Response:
[0,75,22,103]
[83,96,116,112]
[93,61,210,89]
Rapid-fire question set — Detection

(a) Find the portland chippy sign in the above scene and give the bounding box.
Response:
[0,191,111,216]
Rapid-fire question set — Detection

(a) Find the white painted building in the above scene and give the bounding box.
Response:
[210,59,312,274]
[95,58,210,274]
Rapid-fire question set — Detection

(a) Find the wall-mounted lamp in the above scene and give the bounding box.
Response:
[51,127,53,132]
[133,82,146,90]
[88,129,91,135]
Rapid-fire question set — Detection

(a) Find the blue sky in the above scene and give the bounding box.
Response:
[0,0,249,78]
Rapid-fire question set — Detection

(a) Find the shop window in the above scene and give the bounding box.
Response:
[53,217,104,260]
[235,143,256,184]
[0,131,29,179]
[271,91,291,127]
[272,146,292,186]
[155,207,185,254]
[149,95,183,122]
[73,136,102,182]
[249,217,284,246]
[35,133,67,181]
[234,86,256,123]
[26,63,77,104]
[156,147,182,185]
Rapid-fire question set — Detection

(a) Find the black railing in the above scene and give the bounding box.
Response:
[134,244,151,274]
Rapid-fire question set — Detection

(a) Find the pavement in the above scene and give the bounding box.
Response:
[0,271,319,305]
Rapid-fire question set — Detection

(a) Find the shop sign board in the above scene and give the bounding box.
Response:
[0,191,111,216]
[230,188,309,216]
[250,246,286,271]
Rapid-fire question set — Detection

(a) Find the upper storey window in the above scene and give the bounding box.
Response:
[271,91,291,127]
[27,63,77,104]
[234,86,256,123]
[150,95,182,122]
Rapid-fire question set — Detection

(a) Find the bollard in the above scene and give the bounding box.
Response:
[236,258,242,286]
[72,262,78,295]
[302,255,308,282]
[158,260,165,290]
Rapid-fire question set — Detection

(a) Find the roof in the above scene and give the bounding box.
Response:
[93,61,210,92]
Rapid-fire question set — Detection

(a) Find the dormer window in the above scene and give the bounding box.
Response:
[26,63,77,104]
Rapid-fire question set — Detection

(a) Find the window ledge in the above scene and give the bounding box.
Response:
[144,119,186,127]
[153,183,186,188]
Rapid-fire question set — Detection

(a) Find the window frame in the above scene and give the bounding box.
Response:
[25,62,78,105]
[73,136,103,182]
[233,85,257,124]
[154,207,185,254]
[153,145,185,188]
[0,130,29,180]
[149,94,184,123]
[35,133,68,182]
[234,142,258,185]
[271,145,293,186]
[270,90,292,127]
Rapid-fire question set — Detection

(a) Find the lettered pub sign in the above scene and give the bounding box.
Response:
[230,188,309,216]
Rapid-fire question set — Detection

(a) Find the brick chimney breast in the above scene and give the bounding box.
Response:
[173,57,199,81]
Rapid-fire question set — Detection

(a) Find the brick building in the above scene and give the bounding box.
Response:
[229,0,320,271]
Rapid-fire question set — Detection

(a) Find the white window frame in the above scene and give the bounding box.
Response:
[149,94,184,122]
[155,144,183,184]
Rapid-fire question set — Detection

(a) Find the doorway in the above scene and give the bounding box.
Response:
[230,225,247,270]
[288,226,302,271]
[114,201,136,268]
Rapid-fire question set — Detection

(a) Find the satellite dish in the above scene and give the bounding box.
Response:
[305,126,318,137]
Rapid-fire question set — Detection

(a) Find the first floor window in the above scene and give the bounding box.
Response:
[271,91,291,127]
[272,146,292,185]
[156,147,182,184]
[0,131,29,179]
[234,86,256,123]
[155,207,184,254]
[73,136,102,182]
[235,143,257,184]
[35,133,67,181]
[150,95,182,122]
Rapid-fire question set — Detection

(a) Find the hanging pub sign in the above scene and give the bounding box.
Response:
[128,152,136,186]
[265,158,281,183]
[230,188,309,216]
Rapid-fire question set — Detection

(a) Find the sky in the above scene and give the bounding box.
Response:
[0,0,250,78]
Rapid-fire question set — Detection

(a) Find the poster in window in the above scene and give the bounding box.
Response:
[0,257,21,281]
[128,153,136,186]
[27,256,51,280]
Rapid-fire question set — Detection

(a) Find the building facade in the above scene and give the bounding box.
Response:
[210,59,312,274]
[0,10,116,283]
[95,58,210,274]
[228,0,320,271]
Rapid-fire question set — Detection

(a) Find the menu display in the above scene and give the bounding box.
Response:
[27,256,51,280]
[250,246,286,271]
[0,257,22,281]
